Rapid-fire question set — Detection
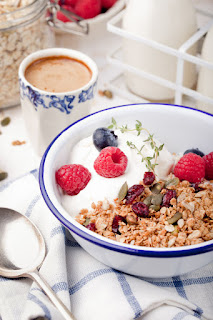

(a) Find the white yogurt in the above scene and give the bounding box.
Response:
[61,130,174,217]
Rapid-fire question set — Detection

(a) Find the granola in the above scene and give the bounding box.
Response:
[76,175,213,248]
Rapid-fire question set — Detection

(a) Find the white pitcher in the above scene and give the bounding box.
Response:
[122,0,197,101]
[196,25,213,114]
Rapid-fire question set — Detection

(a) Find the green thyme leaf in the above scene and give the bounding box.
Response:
[112,117,117,126]
[109,118,165,173]
[159,144,164,151]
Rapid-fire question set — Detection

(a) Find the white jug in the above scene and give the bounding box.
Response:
[196,25,213,114]
[122,0,197,101]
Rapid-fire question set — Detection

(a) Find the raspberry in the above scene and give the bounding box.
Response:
[101,0,117,9]
[94,147,128,178]
[75,0,101,19]
[203,152,213,180]
[173,153,205,183]
[58,0,78,6]
[55,164,91,195]
[56,5,76,22]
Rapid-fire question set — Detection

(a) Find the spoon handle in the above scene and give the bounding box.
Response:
[27,270,76,320]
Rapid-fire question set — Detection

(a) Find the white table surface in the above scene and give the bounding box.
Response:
[1,0,213,185]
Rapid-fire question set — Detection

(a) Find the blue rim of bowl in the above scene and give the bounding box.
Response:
[39,103,213,258]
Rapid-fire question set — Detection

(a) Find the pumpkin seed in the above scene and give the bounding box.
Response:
[83,218,91,226]
[165,177,180,188]
[143,195,153,206]
[103,90,113,99]
[149,204,160,212]
[118,181,128,200]
[172,225,179,236]
[1,117,11,126]
[0,171,8,181]
[167,212,182,224]
[151,194,163,205]
[150,183,162,194]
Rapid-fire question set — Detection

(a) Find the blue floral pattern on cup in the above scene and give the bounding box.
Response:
[27,85,46,109]
[78,82,97,103]
[19,79,97,114]
[48,96,75,114]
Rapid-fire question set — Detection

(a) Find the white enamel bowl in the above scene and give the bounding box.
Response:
[39,103,213,278]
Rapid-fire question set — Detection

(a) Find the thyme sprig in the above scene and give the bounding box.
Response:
[108,118,164,172]
[108,118,143,136]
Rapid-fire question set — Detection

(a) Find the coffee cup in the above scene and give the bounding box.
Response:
[19,48,98,156]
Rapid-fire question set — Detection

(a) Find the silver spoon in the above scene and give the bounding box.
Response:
[0,207,76,320]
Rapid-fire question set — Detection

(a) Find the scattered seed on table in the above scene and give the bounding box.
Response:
[1,117,11,126]
[0,171,8,181]
[98,90,113,99]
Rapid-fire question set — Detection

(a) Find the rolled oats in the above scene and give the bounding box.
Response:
[168,237,176,247]
[188,230,202,240]
[165,225,175,232]
[177,218,184,228]
[0,0,53,108]
[102,199,110,211]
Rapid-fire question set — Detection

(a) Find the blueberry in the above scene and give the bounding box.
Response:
[93,127,118,151]
[184,148,205,157]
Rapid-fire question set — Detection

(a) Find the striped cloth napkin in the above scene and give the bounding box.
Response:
[0,169,212,320]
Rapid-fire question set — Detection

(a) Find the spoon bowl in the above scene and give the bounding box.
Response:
[0,208,45,278]
[0,207,75,320]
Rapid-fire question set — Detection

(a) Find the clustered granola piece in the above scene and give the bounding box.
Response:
[76,175,213,248]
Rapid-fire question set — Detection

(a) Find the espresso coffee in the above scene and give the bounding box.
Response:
[25,56,92,93]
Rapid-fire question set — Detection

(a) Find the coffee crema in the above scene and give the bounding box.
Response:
[25,56,92,93]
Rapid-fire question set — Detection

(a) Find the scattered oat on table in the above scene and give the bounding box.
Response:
[12,140,26,146]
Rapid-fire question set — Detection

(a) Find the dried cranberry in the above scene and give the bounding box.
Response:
[132,202,149,217]
[143,171,155,185]
[86,223,96,232]
[112,215,125,233]
[191,182,202,193]
[162,190,176,207]
[125,184,144,204]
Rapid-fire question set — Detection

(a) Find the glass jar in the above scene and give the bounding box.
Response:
[0,0,54,109]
